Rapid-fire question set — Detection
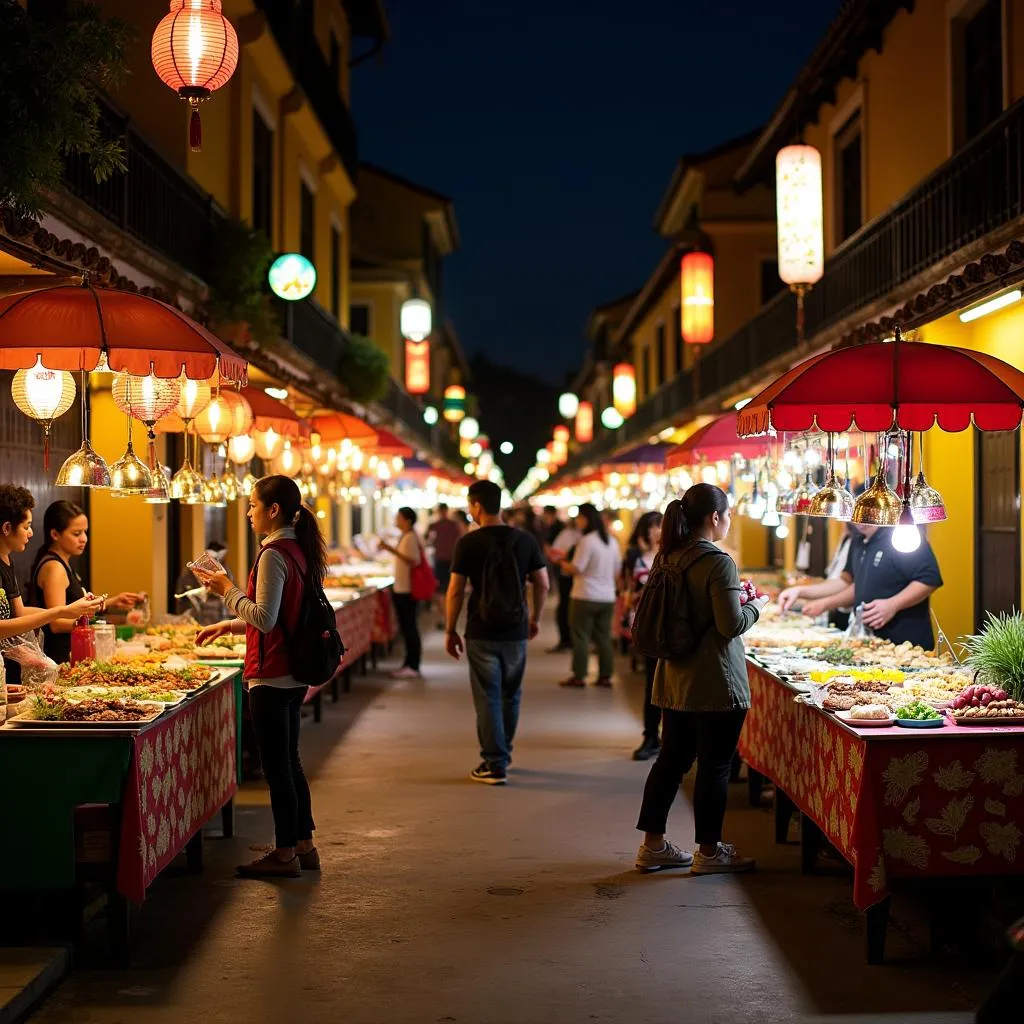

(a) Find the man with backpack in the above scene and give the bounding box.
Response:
[445,481,549,785]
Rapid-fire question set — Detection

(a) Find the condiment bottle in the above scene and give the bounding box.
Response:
[70,616,97,665]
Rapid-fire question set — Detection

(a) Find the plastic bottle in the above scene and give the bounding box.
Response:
[70,616,96,665]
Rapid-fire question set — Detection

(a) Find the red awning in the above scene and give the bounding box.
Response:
[666,415,771,468]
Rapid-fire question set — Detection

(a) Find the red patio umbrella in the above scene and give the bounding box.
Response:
[0,283,247,383]
[240,386,303,438]
[666,414,772,469]
[737,329,1024,437]
[370,427,414,459]
[310,411,378,446]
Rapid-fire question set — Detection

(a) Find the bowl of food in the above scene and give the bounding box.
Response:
[894,699,946,728]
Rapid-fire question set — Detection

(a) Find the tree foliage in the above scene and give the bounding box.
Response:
[337,334,390,403]
[0,1,132,216]
[204,219,280,346]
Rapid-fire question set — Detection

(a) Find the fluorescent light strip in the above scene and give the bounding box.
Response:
[959,289,1022,323]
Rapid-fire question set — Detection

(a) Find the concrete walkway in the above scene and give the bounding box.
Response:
[32,615,994,1024]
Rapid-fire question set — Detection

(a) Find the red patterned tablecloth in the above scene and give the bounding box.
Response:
[372,586,398,645]
[742,662,1024,909]
[336,592,376,667]
[117,678,237,904]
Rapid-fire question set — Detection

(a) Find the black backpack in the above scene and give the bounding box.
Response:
[259,546,345,686]
[477,529,526,631]
[631,548,720,661]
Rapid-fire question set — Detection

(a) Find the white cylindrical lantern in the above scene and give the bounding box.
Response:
[776,144,824,287]
[459,416,480,440]
[558,392,579,419]
[400,298,432,342]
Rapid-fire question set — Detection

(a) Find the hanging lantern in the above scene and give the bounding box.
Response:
[11,358,77,469]
[680,251,714,344]
[443,385,466,423]
[575,401,594,444]
[776,145,824,288]
[459,416,480,441]
[271,440,300,478]
[227,433,256,465]
[400,298,432,342]
[404,339,431,395]
[151,1,239,153]
[602,406,624,430]
[558,392,579,419]
[252,425,284,461]
[612,363,636,419]
[112,372,181,469]
[553,425,570,444]
[552,439,568,464]
[268,253,317,301]
[109,412,153,496]
[194,389,253,443]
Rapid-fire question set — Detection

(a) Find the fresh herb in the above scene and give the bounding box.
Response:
[29,694,67,721]
[961,611,1024,702]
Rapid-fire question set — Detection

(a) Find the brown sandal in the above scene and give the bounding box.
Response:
[236,852,301,878]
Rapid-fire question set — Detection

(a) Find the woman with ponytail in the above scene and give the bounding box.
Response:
[195,475,326,879]
[633,483,768,876]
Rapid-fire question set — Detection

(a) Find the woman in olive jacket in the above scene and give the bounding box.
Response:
[634,483,769,875]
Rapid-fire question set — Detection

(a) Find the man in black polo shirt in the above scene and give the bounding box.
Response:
[778,525,943,649]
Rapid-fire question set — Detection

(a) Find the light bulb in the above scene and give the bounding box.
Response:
[762,506,781,528]
[748,496,766,520]
[891,523,921,553]
[775,524,790,539]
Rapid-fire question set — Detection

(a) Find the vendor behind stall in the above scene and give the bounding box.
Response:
[778,524,943,649]
[29,500,143,663]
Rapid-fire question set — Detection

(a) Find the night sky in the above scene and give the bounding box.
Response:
[353,0,841,391]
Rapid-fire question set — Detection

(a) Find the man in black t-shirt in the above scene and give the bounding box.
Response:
[446,481,549,785]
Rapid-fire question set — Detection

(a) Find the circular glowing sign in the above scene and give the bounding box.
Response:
[268,253,317,301]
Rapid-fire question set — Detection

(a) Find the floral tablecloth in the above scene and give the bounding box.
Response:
[118,678,237,903]
[372,586,398,645]
[742,662,1024,909]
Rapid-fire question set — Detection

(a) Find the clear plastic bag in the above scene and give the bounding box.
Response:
[845,603,875,641]
[1,631,59,689]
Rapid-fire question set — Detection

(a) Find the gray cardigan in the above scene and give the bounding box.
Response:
[651,539,760,712]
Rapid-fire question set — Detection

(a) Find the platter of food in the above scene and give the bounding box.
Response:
[836,706,894,727]
[61,686,189,706]
[893,700,946,728]
[946,684,1024,725]
[7,693,165,728]
[56,660,217,693]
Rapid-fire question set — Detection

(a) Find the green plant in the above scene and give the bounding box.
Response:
[961,610,1024,701]
[0,1,131,216]
[337,333,389,402]
[204,219,280,345]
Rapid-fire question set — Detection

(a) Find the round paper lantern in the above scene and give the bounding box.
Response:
[271,441,301,478]
[575,401,594,444]
[252,425,284,461]
[227,433,256,464]
[400,298,432,342]
[776,144,824,287]
[553,425,570,443]
[602,406,624,430]
[12,358,77,469]
[680,251,714,344]
[112,371,182,469]
[176,374,212,421]
[558,392,579,420]
[443,385,466,423]
[459,416,480,440]
[194,389,253,443]
[151,1,239,153]
[612,363,636,418]
[268,253,317,301]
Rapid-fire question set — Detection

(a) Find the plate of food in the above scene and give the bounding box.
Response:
[56,660,217,694]
[894,699,946,728]
[62,686,189,706]
[7,693,165,727]
[837,705,894,727]
[947,685,1024,725]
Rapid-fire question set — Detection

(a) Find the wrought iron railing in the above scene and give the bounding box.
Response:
[558,95,1024,479]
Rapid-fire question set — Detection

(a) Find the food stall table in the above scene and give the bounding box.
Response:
[742,660,1024,963]
[0,671,238,964]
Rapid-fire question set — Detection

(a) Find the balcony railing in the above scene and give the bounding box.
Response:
[559,95,1024,478]
[378,379,460,463]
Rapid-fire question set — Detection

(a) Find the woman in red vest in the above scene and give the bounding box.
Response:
[196,475,327,879]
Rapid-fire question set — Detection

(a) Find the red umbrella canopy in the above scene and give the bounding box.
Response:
[370,427,413,458]
[0,284,247,383]
[310,411,378,446]
[666,415,772,469]
[241,386,302,437]
[738,337,1024,437]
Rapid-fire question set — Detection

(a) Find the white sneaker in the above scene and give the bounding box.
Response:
[690,842,755,874]
[390,667,420,679]
[635,839,694,873]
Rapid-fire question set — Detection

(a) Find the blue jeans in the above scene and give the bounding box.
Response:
[466,639,528,770]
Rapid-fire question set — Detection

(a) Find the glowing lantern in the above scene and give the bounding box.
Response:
[151,1,239,153]
[553,425,570,444]
[552,439,568,464]
[405,340,430,395]
[252,425,284,461]
[575,401,594,444]
[602,406,624,430]
[443,385,466,423]
[227,433,256,465]
[423,406,439,425]
[175,375,212,421]
[558,392,579,419]
[612,363,636,418]
[195,389,253,443]
[776,145,824,288]
[267,253,317,301]
[459,416,480,440]
[400,298,432,342]
[680,251,714,344]
[112,372,181,469]
[12,358,77,469]
[271,440,300,478]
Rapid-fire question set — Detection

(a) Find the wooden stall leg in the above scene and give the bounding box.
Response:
[865,896,891,965]
[107,890,131,967]
[313,691,323,723]
[186,830,204,874]
[800,813,823,874]
[221,798,235,839]
[774,788,797,844]
[747,767,764,807]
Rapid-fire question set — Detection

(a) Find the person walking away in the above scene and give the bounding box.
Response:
[426,504,463,630]
[560,503,621,688]
[541,505,576,653]
[194,475,325,878]
[379,508,425,678]
[445,481,549,785]
[635,484,768,874]
[622,510,663,760]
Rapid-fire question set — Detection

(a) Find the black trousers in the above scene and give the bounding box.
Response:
[249,685,315,849]
[636,708,747,845]
[642,657,661,742]
[556,574,572,647]
[393,592,422,670]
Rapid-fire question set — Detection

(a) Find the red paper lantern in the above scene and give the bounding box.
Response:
[151,1,239,153]
[612,363,636,418]
[405,339,430,395]
[575,401,594,444]
[680,251,714,344]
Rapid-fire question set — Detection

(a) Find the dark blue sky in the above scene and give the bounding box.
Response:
[353,1,841,385]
